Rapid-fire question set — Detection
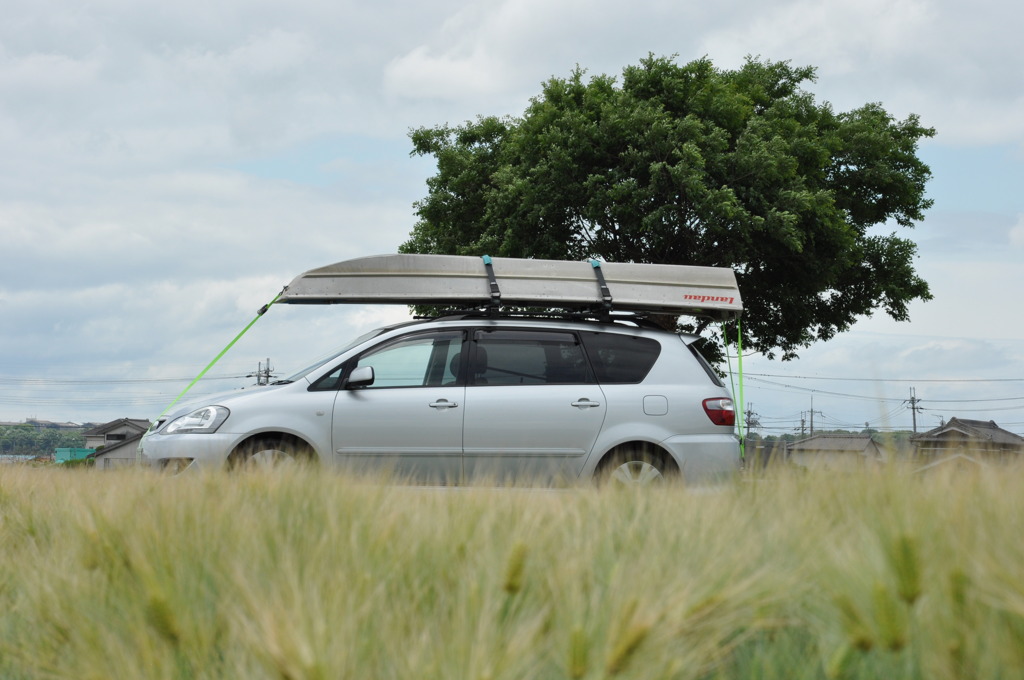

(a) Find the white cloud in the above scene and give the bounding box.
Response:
[383,0,1024,149]
[384,45,513,102]
[698,0,1024,146]
[179,29,315,82]
[1010,214,1024,248]
[851,256,1024,344]
[382,0,730,108]
[0,48,101,94]
[700,0,933,73]
[2,0,1024,427]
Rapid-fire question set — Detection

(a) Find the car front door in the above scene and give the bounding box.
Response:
[461,329,607,483]
[330,330,465,483]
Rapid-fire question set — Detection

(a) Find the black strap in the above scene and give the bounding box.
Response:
[590,260,613,310]
[482,255,501,308]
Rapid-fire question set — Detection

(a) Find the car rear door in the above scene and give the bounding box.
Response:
[461,328,606,483]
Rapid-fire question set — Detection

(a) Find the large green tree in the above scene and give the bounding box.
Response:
[402,55,935,360]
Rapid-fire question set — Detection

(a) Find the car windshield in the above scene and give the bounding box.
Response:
[283,327,389,382]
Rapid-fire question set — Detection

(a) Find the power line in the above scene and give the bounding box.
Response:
[746,377,1024,406]
[747,372,1024,383]
[923,396,1024,403]
[922,404,1024,413]
[0,374,249,385]
[747,377,908,403]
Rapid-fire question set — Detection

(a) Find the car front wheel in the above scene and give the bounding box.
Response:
[227,437,314,470]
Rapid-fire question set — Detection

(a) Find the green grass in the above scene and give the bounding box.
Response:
[2,463,1023,679]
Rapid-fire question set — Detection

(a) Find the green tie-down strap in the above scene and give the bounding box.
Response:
[723,320,745,462]
[154,289,284,422]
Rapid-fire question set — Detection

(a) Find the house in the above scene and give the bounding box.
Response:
[912,453,986,475]
[911,418,1024,462]
[90,435,146,469]
[83,418,151,449]
[787,433,886,471]
[82,418,151,469]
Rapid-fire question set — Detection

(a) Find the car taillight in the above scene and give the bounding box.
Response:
[702,397,735,426]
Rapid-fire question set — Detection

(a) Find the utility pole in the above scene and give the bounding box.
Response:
[810,395,815,435]
[906,387,923,433]
[744,403,760,433]
[742,404,761,468]
[249,358,274,386]
[807,396,823,435]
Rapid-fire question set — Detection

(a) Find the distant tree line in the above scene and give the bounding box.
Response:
[0,425,86,457]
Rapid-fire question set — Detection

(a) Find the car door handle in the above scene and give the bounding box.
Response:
[429,399,459,409]
[571,399,601,408]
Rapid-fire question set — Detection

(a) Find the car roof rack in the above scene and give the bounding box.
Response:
[277,254,742,321]
[420,308,667,329]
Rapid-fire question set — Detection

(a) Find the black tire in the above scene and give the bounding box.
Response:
[598,445,675,487]
[227,437,314,470]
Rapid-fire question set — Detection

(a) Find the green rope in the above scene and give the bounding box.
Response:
[154,289,284,422]
[723,320,746,463]
[736,318,745,463]
[137,289,284,465]
[724,326,737,395]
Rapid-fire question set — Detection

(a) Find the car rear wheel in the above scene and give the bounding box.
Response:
[599,445,675,487]
[228,437,314,470]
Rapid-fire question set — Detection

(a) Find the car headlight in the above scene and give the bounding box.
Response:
[162,406,230,435]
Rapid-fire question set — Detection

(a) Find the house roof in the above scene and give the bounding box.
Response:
[788,434,881,454]
[911,418,1024,446]
[83,418,151,436]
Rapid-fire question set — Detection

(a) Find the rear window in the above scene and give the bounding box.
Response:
[579,332,661,384]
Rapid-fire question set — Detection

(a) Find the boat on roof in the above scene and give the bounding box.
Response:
[277,254,742,321]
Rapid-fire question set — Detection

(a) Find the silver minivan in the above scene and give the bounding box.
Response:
[140,315,739,485]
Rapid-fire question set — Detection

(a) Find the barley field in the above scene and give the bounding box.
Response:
[1,462,1022,679]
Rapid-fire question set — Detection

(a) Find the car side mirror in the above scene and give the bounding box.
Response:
[345,365,375,388]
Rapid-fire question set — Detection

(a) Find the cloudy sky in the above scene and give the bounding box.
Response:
[2,0,1022,436]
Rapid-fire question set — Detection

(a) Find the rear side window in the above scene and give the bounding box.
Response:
[688,343,725,387]
[473,330,591,385]
[580,332,661,384]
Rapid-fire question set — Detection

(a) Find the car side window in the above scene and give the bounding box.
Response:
[472,330,590,386]
[309,331,463,390]
[309,364,346,391]
[579,332,661,383]
[354,331,464,388]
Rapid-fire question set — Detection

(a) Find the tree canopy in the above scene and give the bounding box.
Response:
[401,55,935,360]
